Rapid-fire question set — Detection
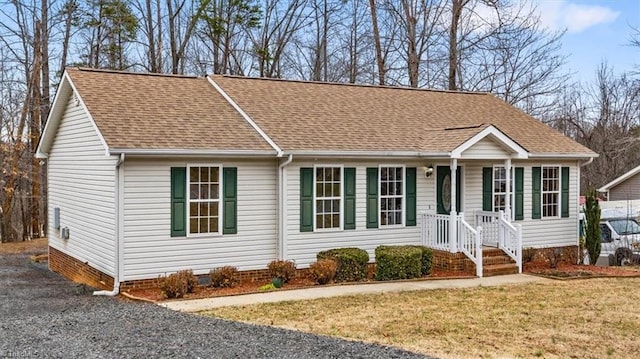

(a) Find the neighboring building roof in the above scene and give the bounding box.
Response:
[598,164,640,192]
[38,68,597,158]
[62,68,274,152]
[212,75,595,156]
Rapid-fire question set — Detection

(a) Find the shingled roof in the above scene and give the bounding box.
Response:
[39,68,595,158]
[64,68,274,152]
[212,75,594,156]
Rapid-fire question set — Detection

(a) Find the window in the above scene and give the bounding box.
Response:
[493,166,515,213]
[542,166,560,218]
[315,166,342,230]
[380,166,404,226]
[188,165,221,235]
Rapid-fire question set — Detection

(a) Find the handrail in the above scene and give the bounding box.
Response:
[497,212,522,273]
[458,216,483,277]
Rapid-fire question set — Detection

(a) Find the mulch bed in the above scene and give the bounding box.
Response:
[126,269,471,302]
[524,261,640,279]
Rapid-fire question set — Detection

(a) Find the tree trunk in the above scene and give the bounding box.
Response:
[369,0,385,85]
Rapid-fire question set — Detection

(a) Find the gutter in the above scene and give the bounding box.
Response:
[93,153,125,296]
[108,148,277,157]
[278,154,293,260]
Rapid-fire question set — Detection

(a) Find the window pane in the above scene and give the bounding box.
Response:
[395,182,402,195]
[200,184,209,199]
[381,199,387,210]
[200,167,209,182]
[332,199,340,212]
[332,183,340,197]
[396,168,402,180]
[388,168,395,180]
[324,168,332,181]
[190,202,198,216]
[190,184,199,200]
[396,198,403,210]
[199,218,208,233]
[210,203,218,216]
[316,200,323,214]
[324,214,332,229]
[381,182,388,196]
[190,167,199,182]
[199,202,208,218]
[332,214,340,228]
[210,217,218,233]
[395,211,402,225]
[333,168,340,181]
[316,183,323,197]
[210,167,219,182]
[316,215,324,229]
[380,212,387,226]
[316,168,324,182]
[210,184,219,199]
[381,168,388,181]
[189,218,198,234]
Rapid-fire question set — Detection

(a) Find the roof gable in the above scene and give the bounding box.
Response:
[451,125,528,159]
[598,164,640,192]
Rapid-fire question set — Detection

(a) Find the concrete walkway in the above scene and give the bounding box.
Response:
[160,274,548,312]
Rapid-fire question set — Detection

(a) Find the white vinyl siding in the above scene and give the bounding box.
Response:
[287,160,431,267]
[460,137,511,159]
[463,160,579,248]
[121,159,277,281]
[47,92,117,276]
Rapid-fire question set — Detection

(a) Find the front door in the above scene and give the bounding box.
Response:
[436,166,462,215]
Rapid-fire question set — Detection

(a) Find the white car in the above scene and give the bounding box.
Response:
[599,209,640,265]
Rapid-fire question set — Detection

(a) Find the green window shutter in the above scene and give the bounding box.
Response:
[366,167,378,228]
[223,167,237,234]
[514,167,524,220]
[406,167,417,226]
[343,168,356,230]
[170,167,186,237]
[482,167,492,211]
[300,168,313,232]
[561,167,570,218]
[532,167,541,219]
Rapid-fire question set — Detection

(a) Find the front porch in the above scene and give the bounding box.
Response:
[421,211,523,277]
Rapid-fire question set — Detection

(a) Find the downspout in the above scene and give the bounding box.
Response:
[94,153,125,296]
[278,154,293,260]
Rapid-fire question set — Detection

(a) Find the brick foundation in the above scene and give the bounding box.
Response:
[49,246,114,290]
[431,249,475,274]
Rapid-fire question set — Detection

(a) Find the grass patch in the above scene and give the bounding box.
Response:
[0,238,47,254]
[203,278,640,358]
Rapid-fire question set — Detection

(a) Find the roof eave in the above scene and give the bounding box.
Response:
[598,163,640,192]
[286,150,451,158]
[109,148,278,157]
[528,153,599,159]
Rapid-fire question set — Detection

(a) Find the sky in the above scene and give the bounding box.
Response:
[532,0,640,82]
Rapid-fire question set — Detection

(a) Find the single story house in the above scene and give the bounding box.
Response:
[36,68,597,293]
[598,164,640,201]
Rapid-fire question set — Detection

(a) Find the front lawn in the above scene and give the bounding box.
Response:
[204,278,640,359]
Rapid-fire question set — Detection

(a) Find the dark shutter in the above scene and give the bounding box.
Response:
[561,167,570,218]
[514,167,524,220]
[366,168,378,228]
[344,168,356,230]
[170,167,187,237]
[300,168,313,232]
[532,167,541,219]
[482,167,492,211]
[406,167,417,226]
[223,167,237,234]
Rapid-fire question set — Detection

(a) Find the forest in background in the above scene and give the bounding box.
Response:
[0,0,639,241]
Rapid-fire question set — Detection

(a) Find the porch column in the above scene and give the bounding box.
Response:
[504,158,512,220]
[450,158,458,252]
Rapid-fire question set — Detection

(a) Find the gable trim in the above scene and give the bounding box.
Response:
[36,71,110,158]
[598,164,640,192]
[207,76,282,156]
[450,125,528,159]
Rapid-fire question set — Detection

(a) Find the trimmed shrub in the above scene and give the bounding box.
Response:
[375,245,422,281]
[159,269,197,299]
[317,247,369,282]
[562,246,580,265]
[268,260,296,283]
[209,266,239,288]
[309,259,338,284]
[408,245,433,275]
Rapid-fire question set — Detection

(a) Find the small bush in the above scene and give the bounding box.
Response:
[309,259,338,285]
[268,260,296,283]
[544,248,563,269]
[562,246,581,265]
[259,283,276,291]
[159,269,197,299]
[317,247,369,282]
[522,247,537,263]
[408,245,433,275]
[272,277,284,288]
[375,245,422,281]
[209,266,239,288]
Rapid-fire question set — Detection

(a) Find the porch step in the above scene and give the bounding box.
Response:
[483,263,519,277]
[483,255,515,266]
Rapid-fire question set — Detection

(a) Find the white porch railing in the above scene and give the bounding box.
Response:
[422,212,483,277]
[475,211,500,246]
[497,213,523,273]
[421,213,451,251]
[458,215,483,277]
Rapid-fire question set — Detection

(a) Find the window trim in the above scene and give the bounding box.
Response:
[378,164,406,228]
[492,165,515,219]
[186,164,223,237]
[541,165,561,219]
[312,164,344,232]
